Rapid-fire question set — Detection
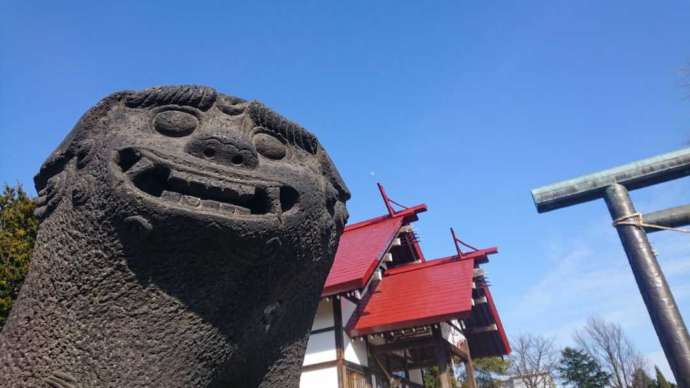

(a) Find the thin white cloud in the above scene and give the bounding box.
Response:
[505,182,690,383]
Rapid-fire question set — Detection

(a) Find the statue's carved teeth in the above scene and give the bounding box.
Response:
[161,190,181,202]
[182,195,201,207]
[220,202,251,215]
[234,184,255,197]
[266,187,282,214]
[126,157,157,179]
[118,148,299,218]
[202,199,220,210]
[219,203,234,213]
[156,169,259,214]
[167,174,190,192]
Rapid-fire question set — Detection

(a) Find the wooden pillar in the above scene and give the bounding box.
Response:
[333,297,347,388]
[463,340,477,388]
[364,337,374,386]
[403,350,410,381]
[431,326,453,388]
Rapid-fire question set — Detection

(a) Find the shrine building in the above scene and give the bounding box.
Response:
[299,185,510,388]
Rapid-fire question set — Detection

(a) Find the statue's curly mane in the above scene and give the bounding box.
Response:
[35,85,349,204]
[125,85,218,111]
[125,85,320,154]
[246,102,319,155]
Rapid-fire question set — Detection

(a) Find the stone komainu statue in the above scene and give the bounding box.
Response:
[0,86,350,387]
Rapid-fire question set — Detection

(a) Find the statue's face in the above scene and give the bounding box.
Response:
[28,87,349,386]
[96,93,347,248]
[30,87,346,262]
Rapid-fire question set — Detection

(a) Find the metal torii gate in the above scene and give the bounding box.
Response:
[530,148,690,386]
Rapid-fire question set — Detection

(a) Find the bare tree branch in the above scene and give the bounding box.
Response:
[508,334,558,388]
[574,317,646,388]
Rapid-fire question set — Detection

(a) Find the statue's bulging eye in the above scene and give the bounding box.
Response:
[153,110,198,137]
[254,132,286,160]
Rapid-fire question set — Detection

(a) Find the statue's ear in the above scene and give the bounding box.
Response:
[32,90,128,221]
[317,147,351,203]
[33,137,98,220]
[33,150,71,220]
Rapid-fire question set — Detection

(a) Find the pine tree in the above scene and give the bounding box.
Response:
[557,347,610,387]
[654,366,675,388]
[0,184,38,328]
[424,366,458,388]
[455,357,510,388]
[474,357,510,388]
[631,368,655,388]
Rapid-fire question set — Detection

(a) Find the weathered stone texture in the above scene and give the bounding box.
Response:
[0,86,349,387]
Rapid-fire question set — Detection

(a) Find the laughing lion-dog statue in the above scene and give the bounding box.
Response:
[0,85,350,388]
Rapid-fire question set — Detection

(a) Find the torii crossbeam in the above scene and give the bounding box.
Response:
[531,147,690,386]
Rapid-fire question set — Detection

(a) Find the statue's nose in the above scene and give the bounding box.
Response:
[185,135,258,169]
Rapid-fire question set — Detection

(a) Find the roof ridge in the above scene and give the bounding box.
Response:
[384,256,461,276]
[384,247,498,276]
[343,204,427,232]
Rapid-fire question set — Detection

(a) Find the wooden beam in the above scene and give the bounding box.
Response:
[302,359,338,372]
[333,298,346,388]
[369,336,433,354]
[448,340,469,361]
[364,337,374,385]
[374,351,412,372]
[310,326,335,335]
[467,323,498,334]
[344,360,368,375]
[432,326,453,388]
[463,340,477,388]
[371,351,394,384]
[370,352,425,388]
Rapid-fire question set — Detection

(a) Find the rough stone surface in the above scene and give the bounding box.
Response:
[0,85,350,387]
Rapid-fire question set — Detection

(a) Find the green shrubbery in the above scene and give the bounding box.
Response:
[0,184,37,328]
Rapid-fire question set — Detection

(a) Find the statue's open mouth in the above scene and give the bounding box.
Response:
[115,148,299,217]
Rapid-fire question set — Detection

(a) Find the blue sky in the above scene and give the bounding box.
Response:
[2,0,689,380]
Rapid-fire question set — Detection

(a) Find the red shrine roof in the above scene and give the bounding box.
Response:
[322,217,402,296]
[348,257,476,336]
[321,184,510,357]
[322,205,426,296]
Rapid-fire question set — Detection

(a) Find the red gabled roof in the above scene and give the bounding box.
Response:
[320,183,510,356]
[347,258,475,337]
[322,204,427,297]
[322,216,403,296]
